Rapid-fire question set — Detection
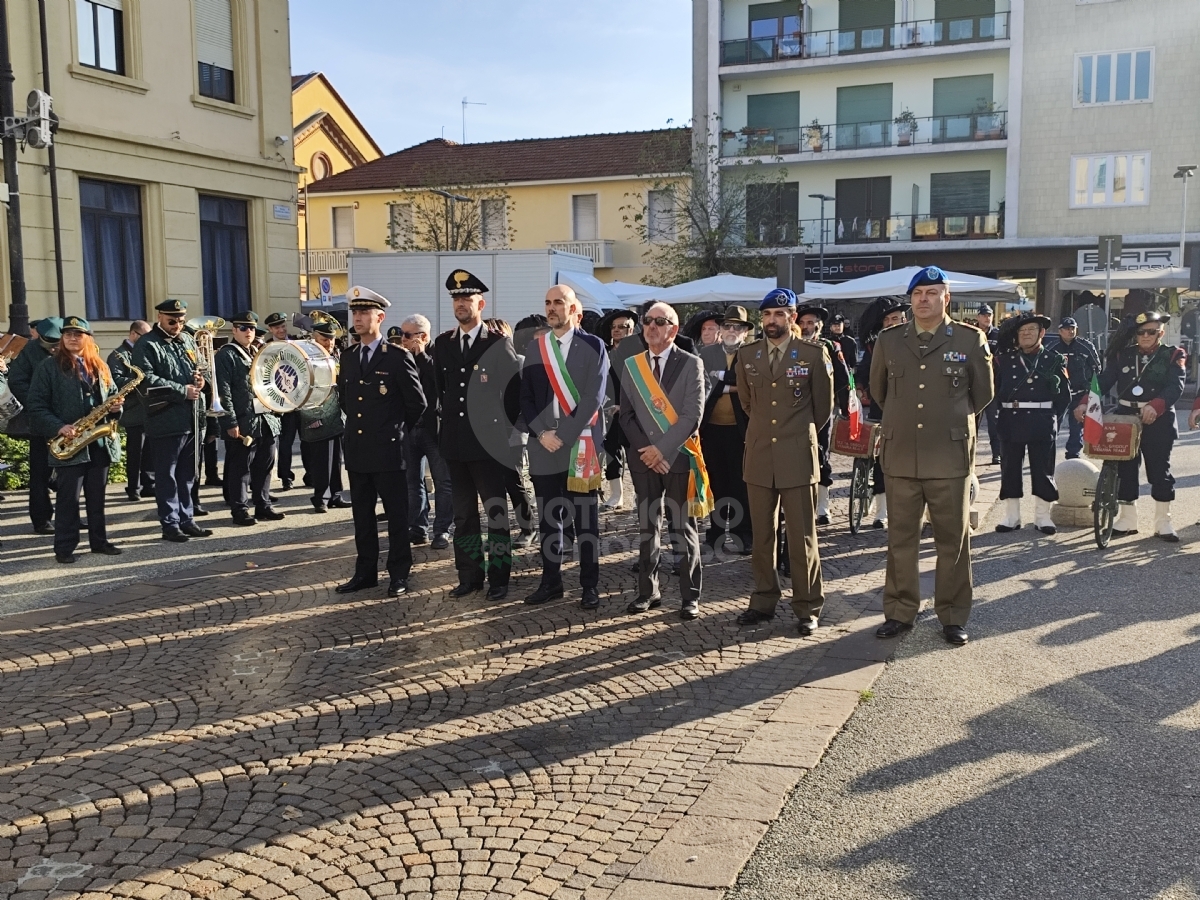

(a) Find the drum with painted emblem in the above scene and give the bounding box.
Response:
[251,339,337,413]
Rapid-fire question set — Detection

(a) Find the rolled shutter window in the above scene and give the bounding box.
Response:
[195,0,234,70]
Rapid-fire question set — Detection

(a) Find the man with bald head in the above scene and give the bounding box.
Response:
[520,285,610,609]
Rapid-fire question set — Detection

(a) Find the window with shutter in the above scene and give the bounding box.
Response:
[572,195,598,241]
[389,203,413,248]
[333,207,356,249]
[76,0,125,75]
[195,0,235,103]
[930,171,990,216]
[835,177,891,243]
[747,92,800,153]
[648,190,677,243]
[481,199,507,249]
[932,74,993,141]
[836,83,892,149]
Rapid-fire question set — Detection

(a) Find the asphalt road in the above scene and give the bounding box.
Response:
[728,414,1200,900]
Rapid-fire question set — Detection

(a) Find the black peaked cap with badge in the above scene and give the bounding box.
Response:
[230,310,259,326]
[263,312,289,327]
[446,269,489,296]
[155,299,187,315]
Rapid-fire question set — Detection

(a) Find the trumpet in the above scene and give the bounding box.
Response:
[186,315,225,482]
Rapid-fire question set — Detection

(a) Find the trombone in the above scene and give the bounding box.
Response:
[187,315,226,484]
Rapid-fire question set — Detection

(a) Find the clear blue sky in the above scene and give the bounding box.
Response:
[289,0,693,154]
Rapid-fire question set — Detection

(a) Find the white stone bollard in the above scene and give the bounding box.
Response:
[1051,457,1100,527]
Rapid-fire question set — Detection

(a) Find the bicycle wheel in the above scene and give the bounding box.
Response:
[849,457,872,534]
[1093,461,1119,549]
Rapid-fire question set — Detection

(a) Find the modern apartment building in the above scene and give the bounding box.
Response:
[694,0,1199,318]
[0,0,298,350]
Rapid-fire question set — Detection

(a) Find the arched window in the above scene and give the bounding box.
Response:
[310,152,331,181]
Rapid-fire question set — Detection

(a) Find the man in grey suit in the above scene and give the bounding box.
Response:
[619,302,707,620]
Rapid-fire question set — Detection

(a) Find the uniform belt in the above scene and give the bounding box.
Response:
[1118,399,1147,409]
[1002,401,1053,409]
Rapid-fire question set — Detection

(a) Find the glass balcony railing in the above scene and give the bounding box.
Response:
[797,211,1004,245]
[719,12,1010,65]
[720,112,1007,158]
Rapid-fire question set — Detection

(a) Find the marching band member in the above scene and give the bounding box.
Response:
[734,289,832,634]
[132,299,211,543]
[302,319,348,513]
[264,311,300,491]
[107,320,154,502]
[336,286,427,598]
[434,270,522,601]
[26,316,123,563]
[215,311,285,527]
[9,316,62,533]
[1080,311,1185,541]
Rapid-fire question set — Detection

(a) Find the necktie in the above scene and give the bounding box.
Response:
[653,354,662,383]
[361,344,372,368]
[770,346,781,370]
[462,332,471,355]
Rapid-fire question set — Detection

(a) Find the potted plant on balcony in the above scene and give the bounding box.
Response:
[894,108,918,146]
[973,100,1005,140]
[805,119,824,152]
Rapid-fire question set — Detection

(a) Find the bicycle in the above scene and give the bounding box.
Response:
[832,415,881,534]
[1082,413,1142,549]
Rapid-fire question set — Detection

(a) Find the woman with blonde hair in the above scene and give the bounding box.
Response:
[27,316,124,563]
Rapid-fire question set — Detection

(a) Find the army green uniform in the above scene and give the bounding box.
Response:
[737,336,834,618]
[870,315,994,626]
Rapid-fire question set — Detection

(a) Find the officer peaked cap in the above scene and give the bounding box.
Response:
[263,312,290,327]
[61,315,93,335]
[446,269,489,296]
[347,285,390,310]
[155,298,187,315]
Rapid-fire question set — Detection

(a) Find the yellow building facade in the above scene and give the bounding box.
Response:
[0,0,299,351]
[292,71,381,300]
[305,130,691,295]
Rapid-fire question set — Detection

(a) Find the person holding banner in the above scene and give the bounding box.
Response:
[734,289,833,635]
[520,286,608,609]
[619,302,708,621]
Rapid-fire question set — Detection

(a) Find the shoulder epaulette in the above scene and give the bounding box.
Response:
[798,336,824,348]
[956,321,984,333]
[879,322,905,334]
[437,329,455,340]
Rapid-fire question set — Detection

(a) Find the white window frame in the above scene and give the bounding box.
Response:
[647,189,677,243]
[1074,48,1154,108]
[1069,152,1150,209]
[571,194,599,242]
[332,205,356,248]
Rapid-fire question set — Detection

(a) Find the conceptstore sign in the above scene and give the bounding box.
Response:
[1076,247,1179,275]
[805,255,892,283]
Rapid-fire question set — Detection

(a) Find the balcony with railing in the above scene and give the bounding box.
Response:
[300,248,368,275]
[799,210,1004,246]
[720,12,1010,66]
[720,112,1007,159]
[547,240,615,267]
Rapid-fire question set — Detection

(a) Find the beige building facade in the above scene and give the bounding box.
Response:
[0,0,299,350]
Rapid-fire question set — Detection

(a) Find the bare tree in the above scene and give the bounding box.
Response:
[383,160,517,252]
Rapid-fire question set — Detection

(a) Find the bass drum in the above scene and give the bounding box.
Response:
[0,373,22,431]
[251,340,337,413]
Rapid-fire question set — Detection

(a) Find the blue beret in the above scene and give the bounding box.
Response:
[760,288,797,310]
[906,266,948,294]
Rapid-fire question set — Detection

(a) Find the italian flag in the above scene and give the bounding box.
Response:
[846,371,862,440]
[1083,374,1104,445]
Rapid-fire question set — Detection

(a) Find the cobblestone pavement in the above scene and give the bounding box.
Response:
[0,447,941,900]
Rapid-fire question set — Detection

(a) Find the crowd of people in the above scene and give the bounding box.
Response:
[0,264,1195,644]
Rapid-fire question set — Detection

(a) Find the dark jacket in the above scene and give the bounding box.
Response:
[700,342,749,432]
[26,354,122,467]
[8,339,50,403]
[131,325,204,438]
[338,339,426,473]
[619,343,705,475]
[834,332,859,367]
[856,340,883,421]
[433,326,522,466]
[1050,335,1102,396]
[107,340,147,428]
[519,329,608,478]
[1094,343,1186,437]
[215,341,281,442]
[993,347,1073,444]
[412,350,440,433]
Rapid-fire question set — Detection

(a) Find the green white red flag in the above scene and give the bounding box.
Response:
[1083,374,1104,445]
[846,371,862,440]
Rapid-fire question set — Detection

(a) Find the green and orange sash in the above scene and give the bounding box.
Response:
[624,352,713,518]
[538,331,603,492]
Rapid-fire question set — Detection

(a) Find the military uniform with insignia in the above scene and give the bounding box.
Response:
[107,324,155,501]
[735,289,834,631]
[870,267,995,643]
[433,269,522,600]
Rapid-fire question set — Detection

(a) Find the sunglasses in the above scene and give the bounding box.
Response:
[610,322,634,331]
[1136,328,1162,336]
[642,316,675,327]
[234,324,255,332]
[400,331,424,339]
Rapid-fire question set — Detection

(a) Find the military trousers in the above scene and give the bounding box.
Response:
[447,457,512,589]
[883,475,972,627]
[277,411,300,483]
[746,483,823,619]
[999,440,1058,502]
[348,467,412,580]
[27,437,53,527]
[1118,413,1177,503]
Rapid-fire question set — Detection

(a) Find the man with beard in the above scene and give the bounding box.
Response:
[700,305,754,554]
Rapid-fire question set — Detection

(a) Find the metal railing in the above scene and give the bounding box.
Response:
[720,12,1010,65]
[547,240,615,267]
[798,211,1003,245]
[300,248,367,275]
[720,112,1007,158]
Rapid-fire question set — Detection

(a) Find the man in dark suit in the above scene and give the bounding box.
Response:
[619,302,707,620]
[520,285,608,609]
[700,305,753,554]
[433,269,522,601]
[335,286,427,598]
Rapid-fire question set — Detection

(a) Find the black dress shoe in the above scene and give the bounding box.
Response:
[1157,532,1181,544]
[90,543,123,556]
[487,584,509,601]
[943,624,969,645]
[387,576,408,597]
[139,488,157,498]
[193,505,209,517]
[232,513,257,527]
[311,500,328,513]
[876,618,913,639]
[279,479,293,491]
[255,508,286,521]
[580,587,600,609]
[162,530,189,543]
[449,582,484,598]
[336,575,377,594]
[1038,524,1057,535]
[180,523,213,538]
[32,522,54,535]
[736,608,775,626]
[126,488,140,502]
[204,477,224,487]
[431,534,450,550]
[55,553,76,564]
[376,511,388,522]
[525,584,565,605]
[626,595,662,614]
[991,456,1002,465]
[329,496,351,509]
[410,529,428,545]
[797,616,820,637]
[680,599,700,620]
[629,560,641,573]
[816,514,831,526]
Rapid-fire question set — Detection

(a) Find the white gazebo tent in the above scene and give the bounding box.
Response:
[639,273,777,307]
[556,271,626,312]
[798,266,1024,304]
[606,281,661,304]
[1057,267,1194,291]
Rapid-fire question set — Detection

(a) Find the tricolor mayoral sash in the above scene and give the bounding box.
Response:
[623,352,713,518]
[538,331,603,492]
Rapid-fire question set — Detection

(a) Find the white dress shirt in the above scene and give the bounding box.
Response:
[551,328,575,418]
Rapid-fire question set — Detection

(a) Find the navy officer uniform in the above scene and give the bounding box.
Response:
[434,269,523,601]
[336,286,427,597]
[992,313,1073,535]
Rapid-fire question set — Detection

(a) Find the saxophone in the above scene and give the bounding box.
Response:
[49,366,145,461]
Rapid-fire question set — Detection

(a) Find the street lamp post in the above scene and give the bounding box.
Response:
[1174,165,1197,268]
[430,189,473,250]
[808,193,835,282]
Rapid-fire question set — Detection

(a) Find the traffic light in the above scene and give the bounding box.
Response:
[25,90,52,149]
